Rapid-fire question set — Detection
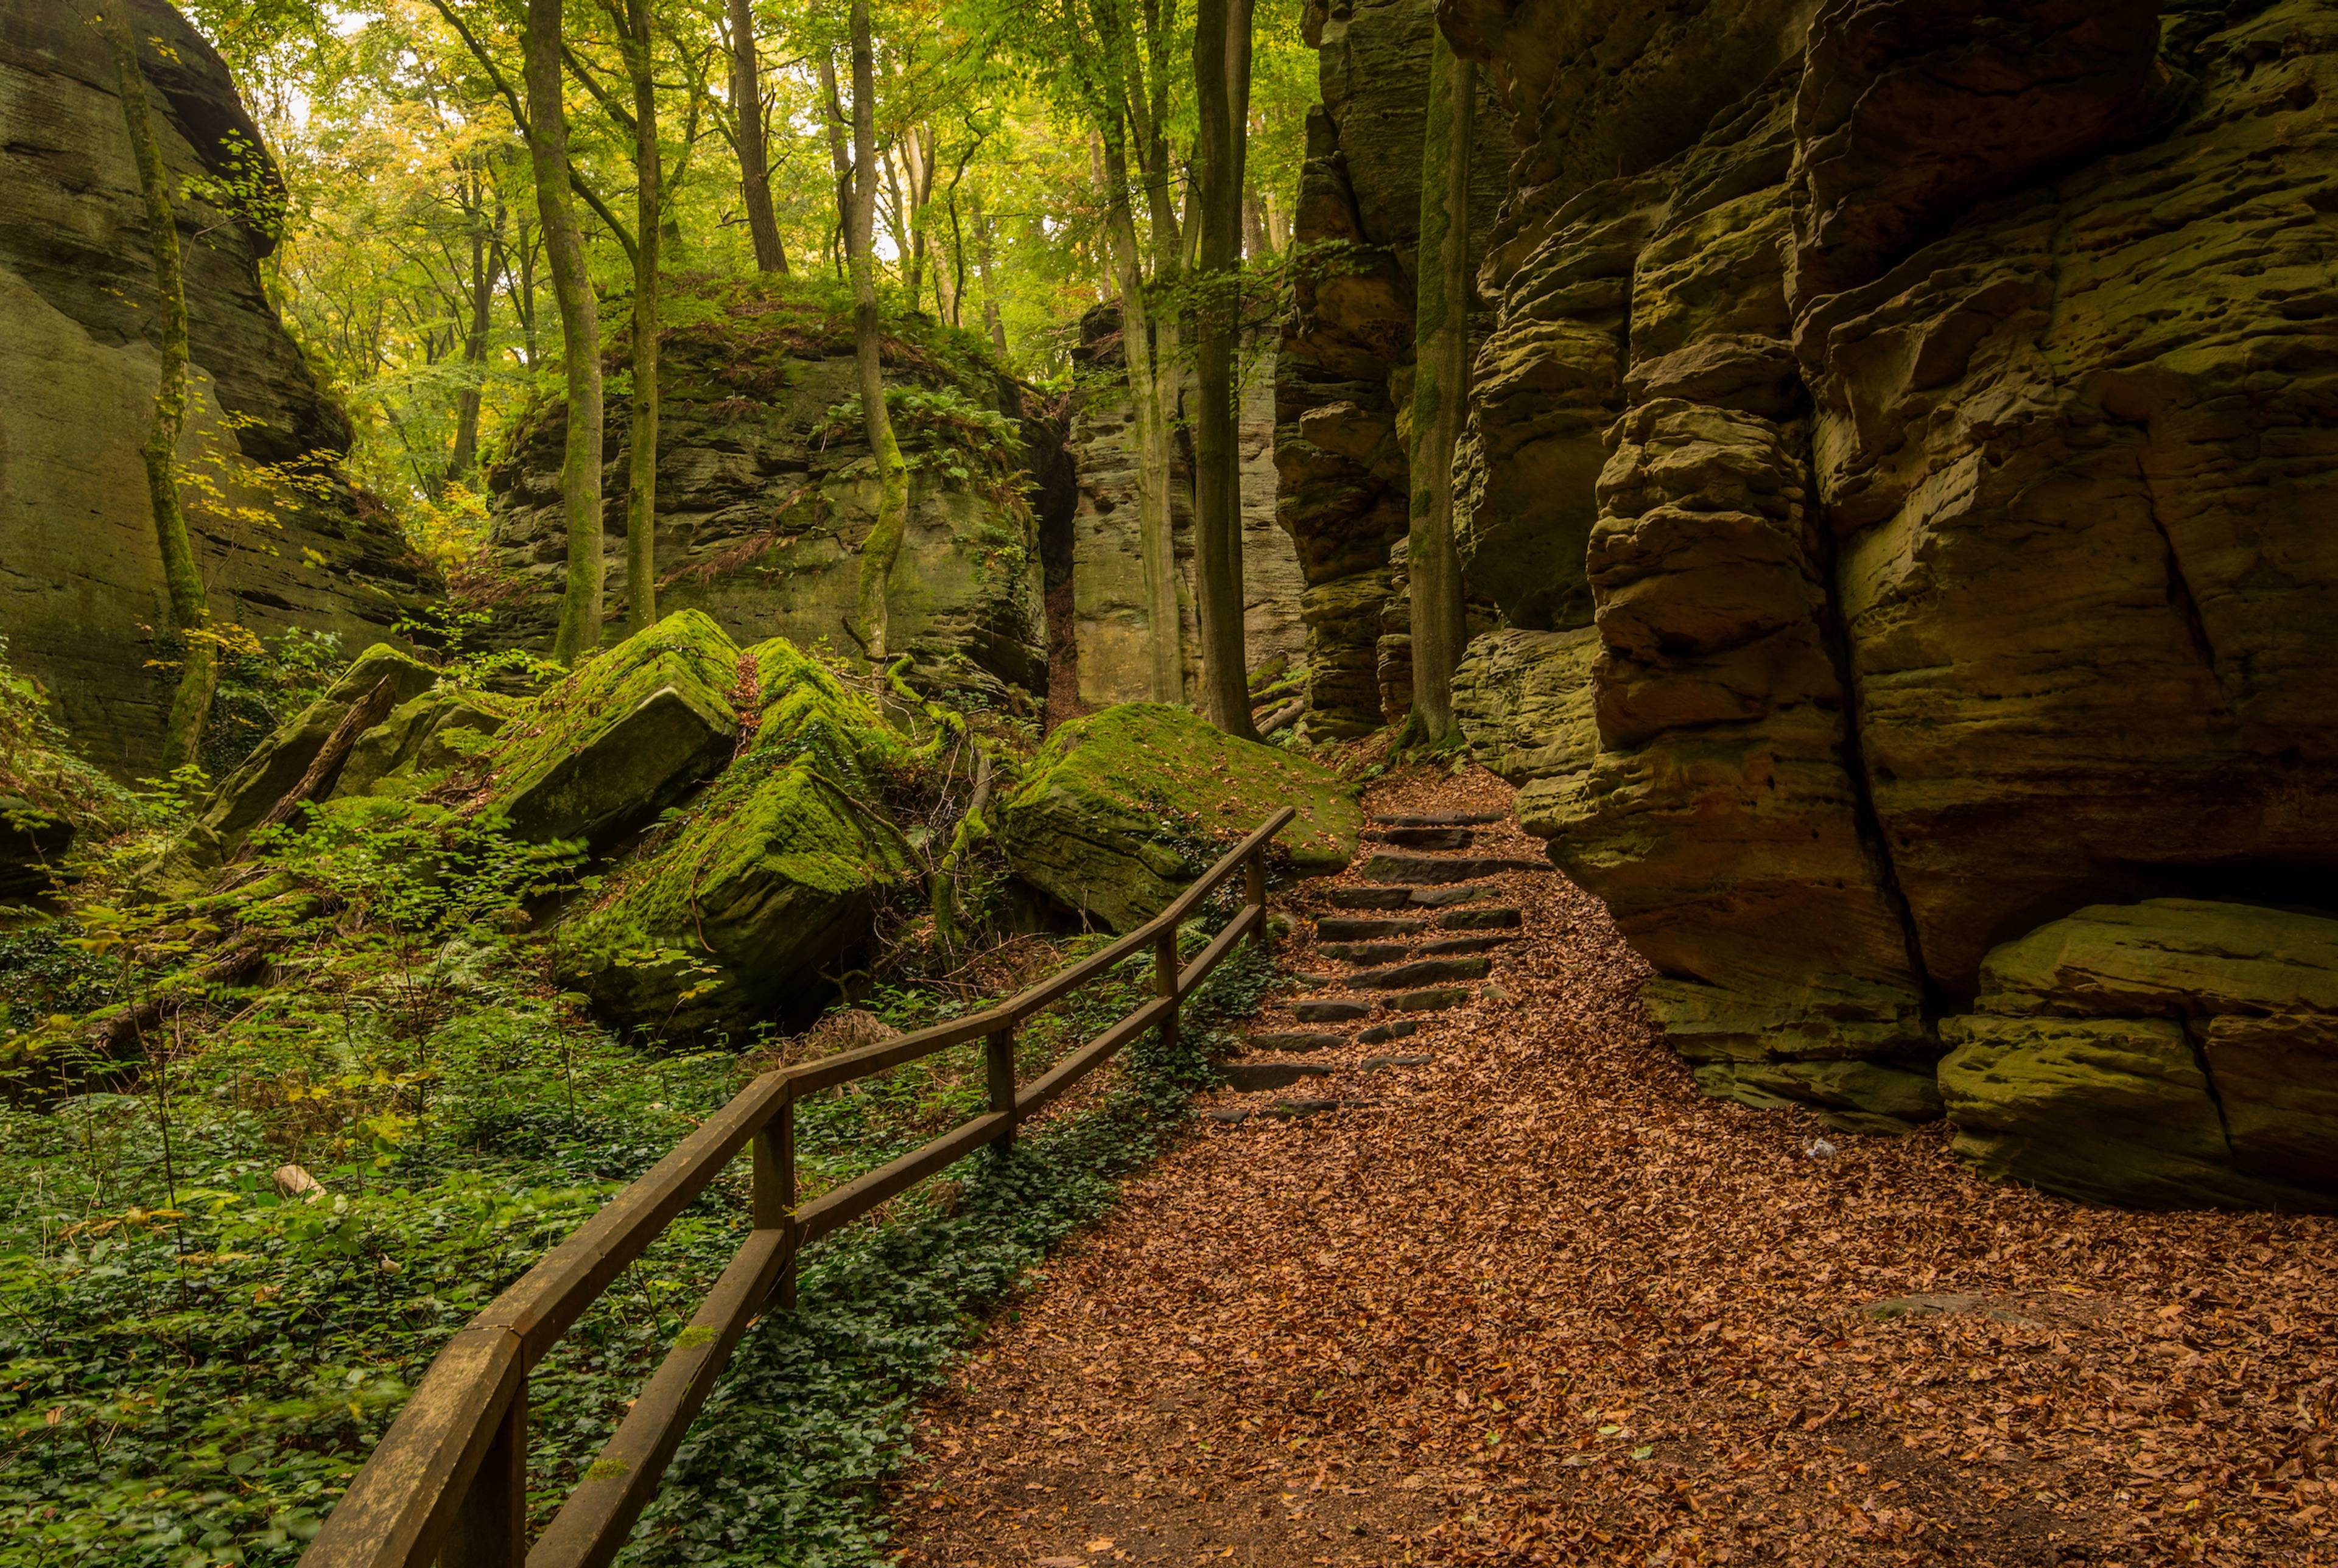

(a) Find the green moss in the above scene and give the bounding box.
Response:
[996,703,1362,932]
[553,636,914,1038]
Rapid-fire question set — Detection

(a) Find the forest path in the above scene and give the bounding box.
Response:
[890,768,2338,1567]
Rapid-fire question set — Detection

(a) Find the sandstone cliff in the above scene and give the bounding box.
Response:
[483,294,1070,709]
[1064,306,1306,708]
[1275,0,1513,735]
[1427,0,2337,1202]
[0,0,429,776]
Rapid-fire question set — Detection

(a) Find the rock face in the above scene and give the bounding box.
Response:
[0,0,430,776]
[1939,901,2338,1209]
[1433,0,2338,1191]
[1276,0,1512,735]
[997,704,1361,931]
[1064,308,1307,707]
[485,293,1069,710]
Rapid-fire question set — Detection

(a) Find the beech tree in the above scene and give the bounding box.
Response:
[616,0,662,632]
[100,4,217,769]
[848,0,911,662]
[1188,0,1255,737]
[726,0,787,272]
[1402,27,1473,743]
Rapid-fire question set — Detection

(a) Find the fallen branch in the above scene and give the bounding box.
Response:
[230,674,402,861]
[1256,695,1307,737]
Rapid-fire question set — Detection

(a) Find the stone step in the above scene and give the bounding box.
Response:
[1316,914,1430,940]
[1363,825,1475,850]
[1420,933,1515,956]
[1224,1061,1335,1093]
[1324,886,1419,911]
[1346,955,1494,990]
[1373,811,1508,828]
[1265,1098,1348,1119]
[1361,852,1546,885]
[1294,997,1373,1023]
[1362,1054,1434,1070]
[1409,884,1500,908]
[1319,940,1409,966]
[1355,1018,1420,1046]
[1389,984,1474,1013]
[1438,906,1522,931]
[1246,1031,1347,1054]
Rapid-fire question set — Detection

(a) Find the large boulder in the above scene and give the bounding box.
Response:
[552,639,912,1037]
[481,611,742,852]
[198,645,443,853]
[997,704,1361,931]
[1938,901,2338,1209]
[0,0,432,775]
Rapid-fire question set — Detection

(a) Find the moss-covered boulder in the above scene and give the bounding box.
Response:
[331,689,515,801]
[483,611,742,852]
[552,638,913,1037]
[995,703,1360,932]
[1939,900,2338,1210]
[199,645,442,852]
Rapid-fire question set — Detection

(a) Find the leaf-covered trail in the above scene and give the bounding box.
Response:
[891,769,2338,1566]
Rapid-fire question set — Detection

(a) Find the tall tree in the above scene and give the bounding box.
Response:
[101,5,217,769]
[1402,27,1473,743]
[726,0,787,272]
[618,0,661,632]
[447,158,503,481]
[848,0,911,662]
[971,184,1008,355]
[1187,0,1255,737]
[524,0,605,663]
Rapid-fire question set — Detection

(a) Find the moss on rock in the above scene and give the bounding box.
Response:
[552,635,911,1038]
[995,702,1361,932]
[485,610,742,851]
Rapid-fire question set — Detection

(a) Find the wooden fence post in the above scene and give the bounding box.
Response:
[754,1094,797,1312]
[441,1375,526,1568]
[1244,850,1269,950]
[986,1026,1017,1160]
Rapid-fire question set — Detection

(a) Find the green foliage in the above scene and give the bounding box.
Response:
[200,627,346,779]
[0,637,138,850]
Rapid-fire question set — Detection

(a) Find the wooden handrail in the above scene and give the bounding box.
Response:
[300,804,1298,1568]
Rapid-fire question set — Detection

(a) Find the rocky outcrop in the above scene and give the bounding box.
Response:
[484,291,1069,711]
[1439,0,2338,1189]
[997,704,1361,931]
[0,0,431,776]
[1940,901,2338,1209]
[1064,309,1307,707]
[1276,0,1512,734]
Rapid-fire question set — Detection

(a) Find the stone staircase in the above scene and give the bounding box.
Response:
[1211,808,1543,1123]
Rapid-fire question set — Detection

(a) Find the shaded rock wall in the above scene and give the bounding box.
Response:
[1064,308,1305,707]
[1276,0,1512,735]
[1444,0,2338,1163]
[0,0,429,776]
[486,306,1071,709]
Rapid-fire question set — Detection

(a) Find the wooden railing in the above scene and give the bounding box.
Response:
[300,805,1297,1568]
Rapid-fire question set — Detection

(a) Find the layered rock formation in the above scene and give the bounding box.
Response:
[485,298,1073,709]
[0,0,429,775]
[1064,307,1306,707]
[1276,0,1512,734]
[1429,0,2338,1198]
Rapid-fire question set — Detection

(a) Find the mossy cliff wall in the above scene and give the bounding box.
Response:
[0,0,430,775]
[484,296,1073,709]
[1436,0,2338,1201]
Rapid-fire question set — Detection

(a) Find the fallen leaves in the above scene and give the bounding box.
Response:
[893,767,2338,1566]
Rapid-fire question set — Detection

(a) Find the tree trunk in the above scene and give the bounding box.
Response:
[1243,184,1269,258]
[105,9,216,771]
[449,174,497,481]
[973,188,1009,355]
[622,0,661,633]
[1403,32,1475,743]
[726,0,785,273]
[526,0,604,664]
[1187,0,1255,737]
[818,52,854,276]
[1093,125,1185,705]
[848,0,910,663]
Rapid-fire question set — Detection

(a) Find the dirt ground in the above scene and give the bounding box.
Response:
[890,769,2338,1567]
